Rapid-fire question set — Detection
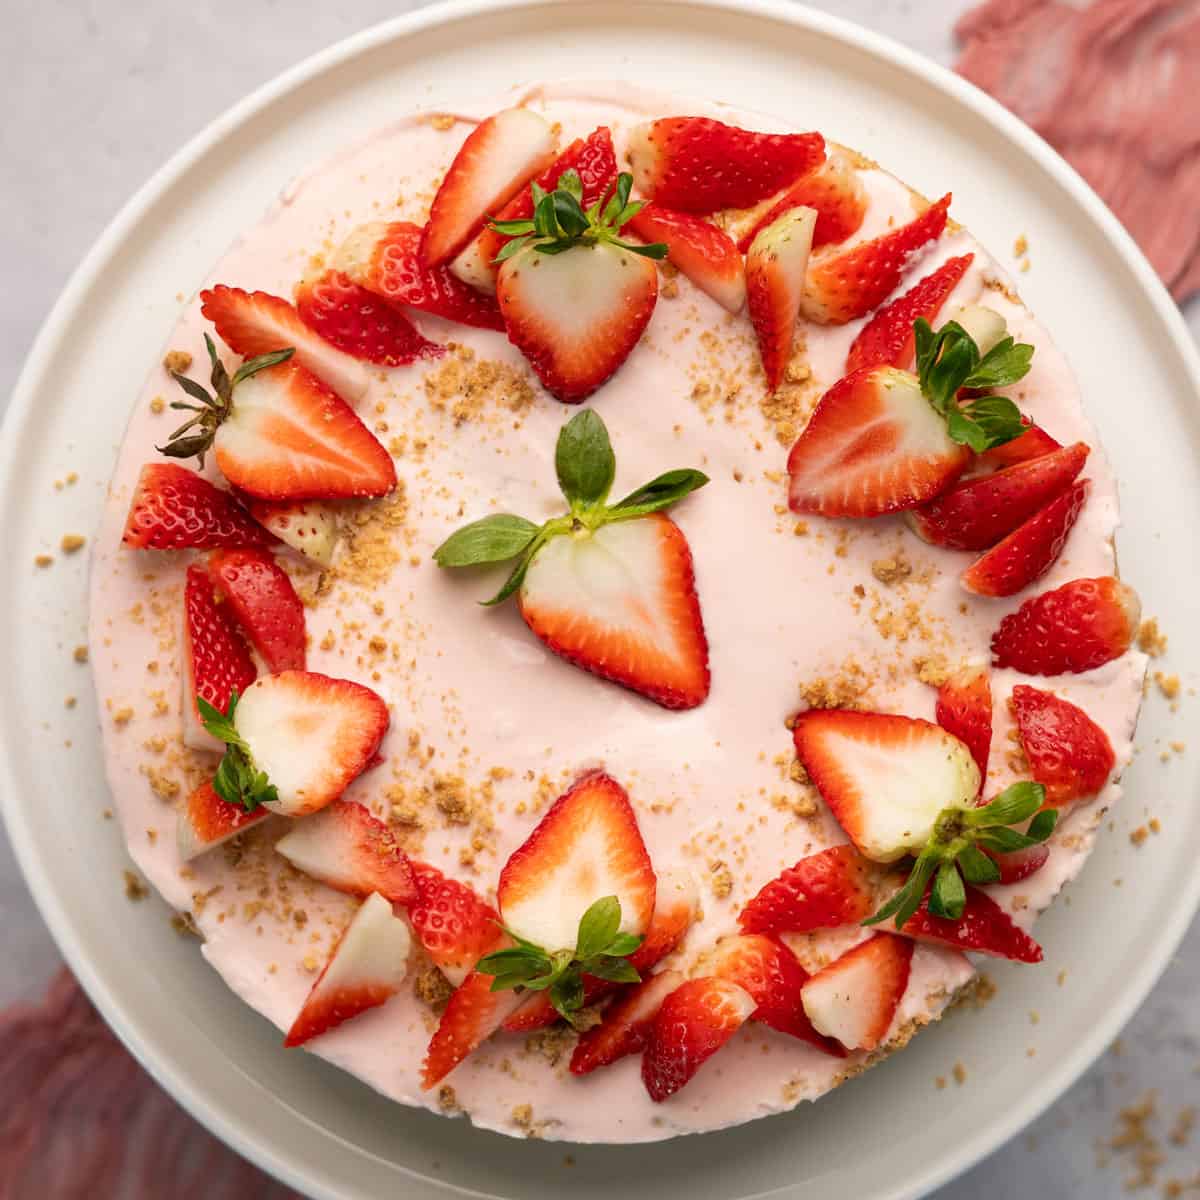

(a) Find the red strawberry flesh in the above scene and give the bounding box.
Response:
[738,844,877,935]
[1010,684,1115,808]
[208,547,306,673]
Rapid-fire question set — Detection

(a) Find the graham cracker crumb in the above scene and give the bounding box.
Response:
[333,485,409,588]
[423,344,534,425]
[1155,672,1181,700]
[413,965,454,1012]
[871,553,912,586]
[163,350,192,374]
[430,113,456,131]
[1138,618,1168,657]
[60,533,86,553]
[524,1025,576,1067]
[171,911,201,938]
[1130,825,1150,847]
[437,1085,461,1113]
[708,860,734,900]
[74,645,89,663]
[123,870,148,901]
[1013,234,1028,258]
[952,1061,967,1085]
[34,554,53,568]
[112,706,134,726]
[914,655,950,687]
[150,396,165,414]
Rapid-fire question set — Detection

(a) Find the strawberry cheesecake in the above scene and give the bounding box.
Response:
[89,82,1147,1142]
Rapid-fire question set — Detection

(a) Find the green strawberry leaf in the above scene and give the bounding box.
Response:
[609,469,709,519]
[555,409,616,511]
[432,514,541,567]
[575,895,622,961]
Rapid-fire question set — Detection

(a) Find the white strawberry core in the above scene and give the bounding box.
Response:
[251,302,368,403]
[275,807,364,891]
[450,238,497,296]
[942,303,1007,356]
[801,943,894,1051]
[312,892,411,999]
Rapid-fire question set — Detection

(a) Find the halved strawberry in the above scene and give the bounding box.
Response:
[844,254,975,373]
[900,885,1042,963]
[273,799,417,904]
[200,285,368,402]
[962,479,1090,598]
[907,442,1089,551]
[518,512,710,709]
[641,976,756,1101]
[242,496,339,567]
[181,563,257,753]
[977,419,1061,470]
[569,969,684,1076]
[406,862,504,987]
[177,780,269,861]
[497,771,655,952]
[122,463,275,551]
[336,221,504,329]
[786,366,971,517]
[626,204,746,312]
[704,933,844,1055]
[746,206,818,391]
[799,194,950,325]
[1010,684,1115,808]
[208,548,305,673]
[991,576,1140,675]
[800,934,912,1052]
[230,670,389,816]
[420,967,524,1087]
[738,844,877,935]
[628,117,825,214]
[935,664,992,786]
[421,107,557,267]
[284,892,411,1047]
[294,268,443,365]
[792,710,980,862]
[462,126,618,292]
[984,842,1050,885]
[735,149,867,253]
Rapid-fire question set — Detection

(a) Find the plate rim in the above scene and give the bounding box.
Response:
[3,1,1198,1197]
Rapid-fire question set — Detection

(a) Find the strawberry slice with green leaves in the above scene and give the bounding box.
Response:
[977,418,1061,469]
[200,285,368,403]
[336,221,504,330]
[991,576,1141,675]
[628,116,825,214]
[738,844,878,935]
[294,268,444,365]
[626,203,746,312]
[197,670,389,818]
[241,496,339,567]
[160,337,396,501]
[273,799,417,905]
[800,934,913,1051]
[177,779,269,862]
[492,171,666,403]
[962,479,1091,598]
[935,664,993,786]
[900,885,1042,963]
[746,206,819,392]
[420,107,558,267]
[787,318,1035,518]
[406,862,504,987]
[569,969,685,1076]
[420,967,524,1088]
[799,194,951,325]
[844,254,975,373]
[641,976,757,1101]
[284,892,411,1047]
[1010,684,1115,809]
[434,408,711,709]
[122,462,276,551]
[208,547,306,673]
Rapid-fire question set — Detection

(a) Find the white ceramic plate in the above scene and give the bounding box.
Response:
[3,2,1198,1196]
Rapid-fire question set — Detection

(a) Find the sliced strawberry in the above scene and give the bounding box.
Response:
[977,419,1061,470]
[464,126,618,291]
[231,670,389,816]
[792,710,980,863]
[786,366,971,517]
[569,969,685,1076]
[177,780,268,861]
[208,548,305,673]
[984,842,1050,885]
[284,892,411,1047]
[736,150,867,253]
[800,934,912,1052]
[213,361,395,501]
[962,479,1090,598]
[497,771,655,952]
[628,117,825,214]
[421,107,557,267]
[497,238,658,403]
[704,933,844,1055]
[991,576,1140,675]
[406,862,504,987]
[518,512,710,708]
[907,442,1089,551]
[738,844,877,935]
[181,563,257,753]
[626,204,746,312]
[294,269,443,365]
[336,221,504,329]
[746,206,818,391]
[273,799,417,904]
[1010,684,1115,808]
[900,885,1042,963]
[641,976,756,1101]
[935,664,992,786]
[242,496,339,567]
[420,967,524,1087]
[503,865,698,1033]
[122,463,275,551]
[845,254,975,373]
[799,194,951,325]
[200,285,368,402]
